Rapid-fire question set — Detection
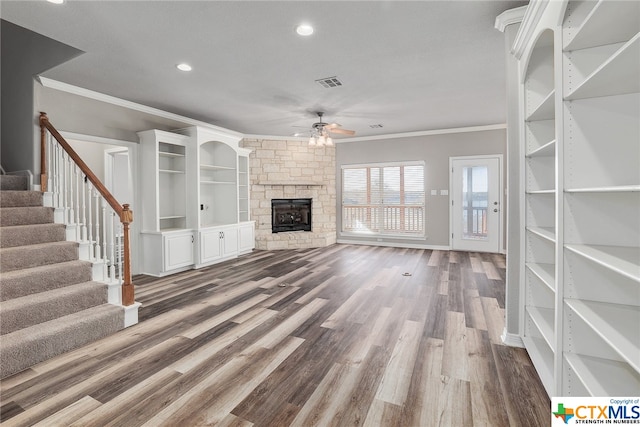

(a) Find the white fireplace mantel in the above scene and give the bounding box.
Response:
[255,181,325,187]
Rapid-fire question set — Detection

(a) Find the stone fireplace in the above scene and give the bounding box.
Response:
[241,138,336,250]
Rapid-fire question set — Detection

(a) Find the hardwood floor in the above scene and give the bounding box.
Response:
[0,245,550,426]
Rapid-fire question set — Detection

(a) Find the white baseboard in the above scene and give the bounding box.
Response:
[123,302,142,327]
[501,328,524,347]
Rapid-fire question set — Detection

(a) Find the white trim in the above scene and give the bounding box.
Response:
[495,6,527,32]
[243,134,308,142]
[337,239,449,251]
[512,0,549,59]
[336,124,506,144]
[38,77,243,138]
[61,131,136,147]
[501,329,525,348]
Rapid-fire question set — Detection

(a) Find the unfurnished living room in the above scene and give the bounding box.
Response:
[0,1,638,426]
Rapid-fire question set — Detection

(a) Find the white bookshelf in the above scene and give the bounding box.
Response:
[511,0,639,398]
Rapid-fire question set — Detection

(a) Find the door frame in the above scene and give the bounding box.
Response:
[449,154,504,253]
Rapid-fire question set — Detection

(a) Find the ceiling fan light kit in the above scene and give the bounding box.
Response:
[307,112,351,147]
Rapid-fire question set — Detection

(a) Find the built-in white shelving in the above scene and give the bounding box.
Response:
[512,0,639,398]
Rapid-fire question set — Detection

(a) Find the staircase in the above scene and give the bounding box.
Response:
[0,175,125,379]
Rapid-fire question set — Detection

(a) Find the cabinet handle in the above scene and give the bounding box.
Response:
[191,235,194,243]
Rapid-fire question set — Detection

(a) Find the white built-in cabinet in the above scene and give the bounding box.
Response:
[514,0,639,397]
[138,127,255,276]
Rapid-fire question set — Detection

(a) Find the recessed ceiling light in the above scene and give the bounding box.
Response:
[47,0,64,4]
[176,63,192,72]
[296,24,314,36]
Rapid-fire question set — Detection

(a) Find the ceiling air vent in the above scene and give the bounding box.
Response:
[316,76,343,88]
[369,124,384,128]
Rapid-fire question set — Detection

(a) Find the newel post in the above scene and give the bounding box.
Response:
[39,112,48,192]
[120,204,135,306]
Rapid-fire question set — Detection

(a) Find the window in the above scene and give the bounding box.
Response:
[342,162,425,237]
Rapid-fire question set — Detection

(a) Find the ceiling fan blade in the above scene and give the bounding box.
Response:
[324,123,341,129]
[327,128,355,136]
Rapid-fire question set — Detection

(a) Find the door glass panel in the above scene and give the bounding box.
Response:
[462,166,488,240]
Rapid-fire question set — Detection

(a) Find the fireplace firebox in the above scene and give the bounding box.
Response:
[272,198,312,233]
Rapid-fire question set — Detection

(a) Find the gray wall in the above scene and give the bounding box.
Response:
[0,20,82,174]
[336,129,506,248]
[34,85,193,143]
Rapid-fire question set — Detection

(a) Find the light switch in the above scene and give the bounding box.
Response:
[430,190,438,196]
[440,189,449,196]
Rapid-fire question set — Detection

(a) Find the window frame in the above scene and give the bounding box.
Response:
[341,161,426,239]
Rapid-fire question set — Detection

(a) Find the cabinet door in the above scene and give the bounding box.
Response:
[164,233,194,270]
[200,229,222,264]
[221,226,238,257]
[238,223,255,253]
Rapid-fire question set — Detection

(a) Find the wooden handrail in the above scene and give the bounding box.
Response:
[39,112,135,306]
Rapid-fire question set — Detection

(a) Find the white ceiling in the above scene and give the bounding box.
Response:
[1,0,526,138]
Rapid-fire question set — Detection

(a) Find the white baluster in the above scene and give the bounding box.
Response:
[94,190,101,260]
[67,156,75,224]
[81,174,87,241]
[61,151,67,217]
[102,200,109,280]
[116,219,123,284]
[54,144,60,208]
[109,211,116,281]
[74,165,80,230]
[47,134,53,192]
[86,182,94,260]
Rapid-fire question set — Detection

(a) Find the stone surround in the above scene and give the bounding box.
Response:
[240,138,336,250]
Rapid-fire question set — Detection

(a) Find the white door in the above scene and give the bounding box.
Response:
[450,156,502,253]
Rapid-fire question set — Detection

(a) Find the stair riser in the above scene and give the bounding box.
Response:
[0,243,78,273]
[0,191,43,207]
[0,262,94,301]
[0,207,54,226]
[0,224,66,248]
[0,284,108,335]
[0,306,124,379]
[0,176,28,191]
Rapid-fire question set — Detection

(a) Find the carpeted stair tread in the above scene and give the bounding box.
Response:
[0,206,54,226]
[0,260,94,301]
[0,304,125,379]
[0,176,28,191]
[0,223,66,248]
[0,281,109,335]
[0,190,43,207]
[0,241,78,273]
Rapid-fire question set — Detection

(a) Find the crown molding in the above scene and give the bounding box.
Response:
[37,76,243,138]
[495,5,527,32]
[512,0,549,59]
[336,123,506,144]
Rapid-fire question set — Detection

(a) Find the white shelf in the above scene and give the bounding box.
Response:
[566,299,640,372]
[527,189,556,195]
[564,353,640,396]
[522,336,554,396]
[158,151,185,158]
[527,90,555,122]
[526,139,556,158]
[564,244,640,283]
[159,169,184,174]
[565,185,640,193]
[200,180,236,185]
[200,164,236,171]
[160,215,186,220]
[566,33,640,100]
[527,226,556,242]
[526,263,556,292]
[564,0,640,51]
[526,306,556,351]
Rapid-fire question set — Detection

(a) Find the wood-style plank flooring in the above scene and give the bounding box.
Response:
[0,245,550,426]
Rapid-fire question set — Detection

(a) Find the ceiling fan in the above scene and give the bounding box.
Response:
[311,112,355,136]
[307,112,355,147]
